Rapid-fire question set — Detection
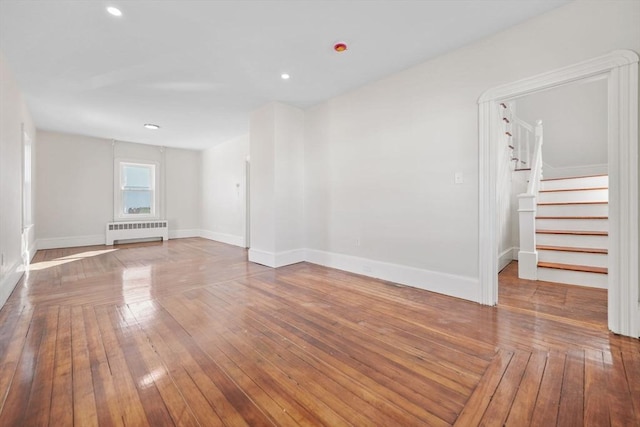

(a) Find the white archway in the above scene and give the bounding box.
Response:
[478,50,639,338]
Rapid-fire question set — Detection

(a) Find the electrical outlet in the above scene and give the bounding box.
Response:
[355,239,361,247]
[454,172,464,184]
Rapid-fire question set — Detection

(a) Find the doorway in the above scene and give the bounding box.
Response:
[498,78,609,287]
[478,50,639,337]
[21,125,33,266]
[245,158,251,249]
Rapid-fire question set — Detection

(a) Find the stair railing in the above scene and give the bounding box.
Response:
[517,120,543,280]
[501,103,535,170]
[513,117,533,170]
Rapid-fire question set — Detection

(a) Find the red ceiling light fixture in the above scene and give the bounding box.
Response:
[333,42,348,52]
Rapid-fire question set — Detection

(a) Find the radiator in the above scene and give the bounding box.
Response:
[105,221,168,245]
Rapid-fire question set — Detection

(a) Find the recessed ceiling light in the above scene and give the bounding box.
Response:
[143,124,160,130]
[281,73,290,80]
[107,6,122,17]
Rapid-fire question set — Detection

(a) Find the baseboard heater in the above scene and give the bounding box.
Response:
[105,221,168,245]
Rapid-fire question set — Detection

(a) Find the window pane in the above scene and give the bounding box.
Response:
[123,165,152,189]
[123,190,152,214]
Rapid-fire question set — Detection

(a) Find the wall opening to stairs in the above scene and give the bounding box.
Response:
[478,50,639,338]
[500,79,609,290]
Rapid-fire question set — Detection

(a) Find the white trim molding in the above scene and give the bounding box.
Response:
[306,249,481,303]
[479,50,639,337]
[248,248,305,268]
[498,247,517,272]
[0,262,23,308]
[37,234,105,250]
[168,229,201,240]
[199,230,245,247]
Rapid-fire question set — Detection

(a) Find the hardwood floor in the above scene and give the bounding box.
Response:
[0,238,637,426]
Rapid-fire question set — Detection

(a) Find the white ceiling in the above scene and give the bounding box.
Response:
[0,0,570,150]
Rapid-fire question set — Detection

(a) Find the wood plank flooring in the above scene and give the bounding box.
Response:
[0,238,637,426]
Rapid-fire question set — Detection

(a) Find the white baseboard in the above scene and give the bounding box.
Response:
[0,261,23,308]
[305,249,481,303]
[248,248,305,268]
[199,230,245,247]
[37,234,105,250]
[28,244,37,262]
[169,229,201,239]
[274,249,306,267]
[498,246,517,272]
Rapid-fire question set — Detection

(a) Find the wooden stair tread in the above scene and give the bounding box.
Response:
[538,261,608,274]
[536,245,608,254]
[537,201,608,206]
[536,229,608,236]
[541,174,608,182]
[539,187,608,193]
[536,216,607,220]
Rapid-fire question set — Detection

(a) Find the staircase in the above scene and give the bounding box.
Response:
[535,174,608,288]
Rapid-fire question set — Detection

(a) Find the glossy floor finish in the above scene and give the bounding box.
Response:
[0,239,637,426]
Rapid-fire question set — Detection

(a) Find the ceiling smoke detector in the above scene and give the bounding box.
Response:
[333,42,347,52]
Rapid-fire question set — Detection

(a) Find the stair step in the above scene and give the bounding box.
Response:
[537,261,607,274]
[532,174,610,289]
[536,232,607,248]
[540,175,608,191]
[541,173,608,182]
[537,265,608,288]
[536,245,608,254]
[537,203,608,217]
[537,201,608,206]
[536,216,607,219]
[536,230,608,236]
[539,186,608,193]
[538,188,608,203]
[537,248,608,268]
[535,218,607,232]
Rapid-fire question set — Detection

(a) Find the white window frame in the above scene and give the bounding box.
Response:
[114,159,160,221]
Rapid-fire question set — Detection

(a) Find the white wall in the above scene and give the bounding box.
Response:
[516,78,608,178]
[303,0,640,301]
[249,104,276,255]
[0,54,36,306]
[274,103,305,253]
[36,130,201,248]
[166,147,201,236]
[249,102,305,267]
[201,134,248,247]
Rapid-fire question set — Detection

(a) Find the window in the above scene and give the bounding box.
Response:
[115,161,158,220]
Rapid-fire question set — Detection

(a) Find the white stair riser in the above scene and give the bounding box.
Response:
[538,189,608,203]
[541,176,608,191]
[536,218,608,232]
[537,204,608,217]
[537,267,607,289]
[538,250,608,268]
[536,233,607,248]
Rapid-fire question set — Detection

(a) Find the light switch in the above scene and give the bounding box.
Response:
[454,172,464,184]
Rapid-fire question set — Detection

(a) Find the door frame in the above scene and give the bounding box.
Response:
[21,124,33,265]
[478,50,639,337]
